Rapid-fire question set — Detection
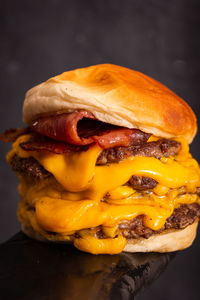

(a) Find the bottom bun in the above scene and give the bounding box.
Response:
[124,221,198,252]
[22,221,198,253]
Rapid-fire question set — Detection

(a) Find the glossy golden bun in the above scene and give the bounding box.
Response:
[21,221,198,253]
[23,64,197,143]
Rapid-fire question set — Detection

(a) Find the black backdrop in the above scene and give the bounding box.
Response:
[0,1,199,299]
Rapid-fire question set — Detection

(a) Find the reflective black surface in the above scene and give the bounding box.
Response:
[0,232,174,300]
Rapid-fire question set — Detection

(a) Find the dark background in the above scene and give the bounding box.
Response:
[0,0,199,299]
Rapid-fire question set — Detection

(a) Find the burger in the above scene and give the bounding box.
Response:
[1,64,200,254]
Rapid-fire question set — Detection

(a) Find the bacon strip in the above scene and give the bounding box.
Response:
[0,128,29,142]
[31,111,150,149]
[92,128,150,149]
[31,111,95,145]
[20,134,89,154]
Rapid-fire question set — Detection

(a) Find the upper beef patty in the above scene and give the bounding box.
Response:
[97,139,180,164]
[10,138,180,191]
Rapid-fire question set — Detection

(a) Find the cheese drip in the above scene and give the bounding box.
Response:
[8,135,200,254]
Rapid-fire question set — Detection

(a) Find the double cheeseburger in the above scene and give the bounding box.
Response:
[1,64,200,254]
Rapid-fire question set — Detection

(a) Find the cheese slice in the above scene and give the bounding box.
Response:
[22,185,198,232]
[74,233,127,255]
[34,144,102,192]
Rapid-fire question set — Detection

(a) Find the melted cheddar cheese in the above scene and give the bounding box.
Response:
[8,135,200,254]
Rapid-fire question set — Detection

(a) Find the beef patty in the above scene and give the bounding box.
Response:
[10,154,50,179]
[117,203,200,239]
[97,139,180,164]
[10,139,180,190]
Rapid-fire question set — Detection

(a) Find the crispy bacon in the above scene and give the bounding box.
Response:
[31,111,95,145]
[0,128,29,142]
[92,128,150,149]
[31,111,150,149]
[20,134,89,154]
[1,111,151,152]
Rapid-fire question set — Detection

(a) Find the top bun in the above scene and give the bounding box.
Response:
[23,64,197,143]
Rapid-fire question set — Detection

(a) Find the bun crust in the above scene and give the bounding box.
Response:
[124,221,198,252]
[23,64,197,143]
[21,221,198,253]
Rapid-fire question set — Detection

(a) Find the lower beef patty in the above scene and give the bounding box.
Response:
[118,203,200,239]
[10,139,180,190]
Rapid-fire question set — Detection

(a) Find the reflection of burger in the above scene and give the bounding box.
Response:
[1,64,200,254]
